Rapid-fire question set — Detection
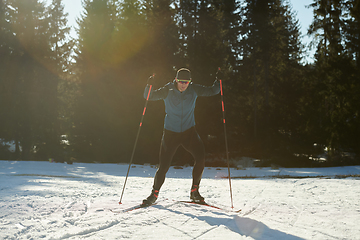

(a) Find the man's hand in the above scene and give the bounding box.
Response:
[147,74,156,85]
[216,67,224,81]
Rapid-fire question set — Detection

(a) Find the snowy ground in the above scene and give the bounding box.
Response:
[1,160,360,240]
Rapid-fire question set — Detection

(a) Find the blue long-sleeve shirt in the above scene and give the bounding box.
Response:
[144,80,220,133]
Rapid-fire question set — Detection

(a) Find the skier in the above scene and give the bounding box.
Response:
[142,68,221,206]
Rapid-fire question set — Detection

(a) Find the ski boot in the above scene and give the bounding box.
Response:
[190,185,205,203]
[141,189,159,207]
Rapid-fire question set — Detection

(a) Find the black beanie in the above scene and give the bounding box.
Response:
[176,68,191,80]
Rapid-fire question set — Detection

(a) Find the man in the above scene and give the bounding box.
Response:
[142,68,220,206]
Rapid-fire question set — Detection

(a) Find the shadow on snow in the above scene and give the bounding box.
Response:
[154,204,305,240]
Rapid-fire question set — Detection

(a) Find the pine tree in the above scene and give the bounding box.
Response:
[73,0,119,161]
[172,0,241,160]
[142,0,179,80]
[306,0,358,159]
[3,0,48,159]
[0,0,71,160]
[0,1,14,158]
[44,0,73,161]
[235,0,304,159]
[0,1,13,143]
[344,0,360,64]
[177,0,238,79]
[344,0,360,156]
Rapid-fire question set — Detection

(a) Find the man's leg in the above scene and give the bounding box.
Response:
[182,128,205,201]
[143,130,180,206]
[153,130,180,190]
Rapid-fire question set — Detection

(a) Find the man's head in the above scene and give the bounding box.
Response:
[175,68,191,92]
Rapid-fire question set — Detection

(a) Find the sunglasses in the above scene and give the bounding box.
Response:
[176,79,191,84]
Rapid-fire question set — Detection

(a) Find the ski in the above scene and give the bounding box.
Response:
[111,199,241,213]
[110,202,156,213]
[178,200,241,213]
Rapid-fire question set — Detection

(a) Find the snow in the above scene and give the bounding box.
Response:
[1,160,360,240]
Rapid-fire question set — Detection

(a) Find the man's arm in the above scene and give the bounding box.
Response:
[192,80,220,97]
[144,83,169,100]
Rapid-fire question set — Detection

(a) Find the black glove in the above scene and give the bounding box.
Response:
[216,68,224,81]
[147,74,155,85]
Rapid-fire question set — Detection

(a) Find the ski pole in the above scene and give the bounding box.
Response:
[119,75,154,204]
[217,68,234,209]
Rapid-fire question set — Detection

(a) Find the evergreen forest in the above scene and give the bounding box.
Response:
[1,0,359,167]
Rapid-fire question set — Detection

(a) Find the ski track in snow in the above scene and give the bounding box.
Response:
[1,161,360,239]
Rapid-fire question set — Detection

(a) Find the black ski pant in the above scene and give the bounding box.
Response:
[152,127,205,191]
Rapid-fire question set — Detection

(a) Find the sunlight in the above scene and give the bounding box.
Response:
[81,22,150,76]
